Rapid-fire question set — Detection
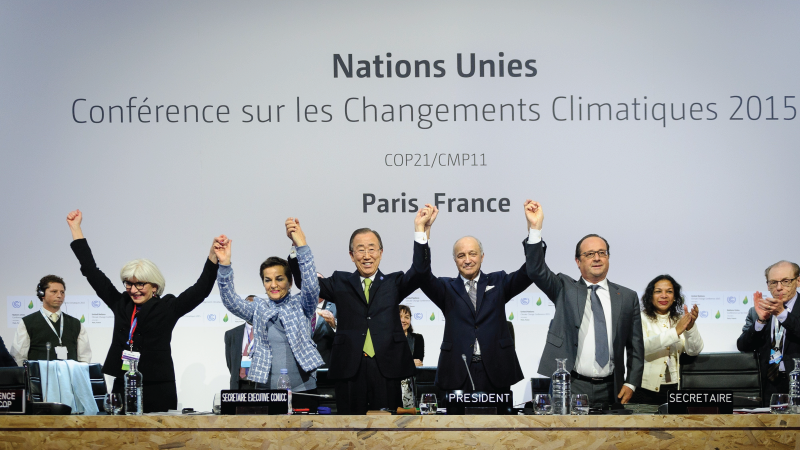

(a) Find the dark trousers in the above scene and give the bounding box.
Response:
[458,359,508,392]
[630,384,676,406]
[762,373,790,407]
[335,354,401,414]
[112,377,177,413]
[570,377,616,409]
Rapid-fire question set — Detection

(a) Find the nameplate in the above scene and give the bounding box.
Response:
[220,390,289,415]
[668,390,733,414]
[0,389,26,414]
[444,390,513,415]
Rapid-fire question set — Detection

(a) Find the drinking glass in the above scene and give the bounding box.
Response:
[212,393,222,415]
[534,394,552,415]
[771,393,790,414]
[420,393,438,415]
[103,393,123,415]
[571,394,589,415]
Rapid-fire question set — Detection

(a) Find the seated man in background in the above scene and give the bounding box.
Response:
[224,295,257,390]
[737,260,800,406]
[11,275,91,365]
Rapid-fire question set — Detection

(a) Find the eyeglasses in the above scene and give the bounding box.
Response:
[580,250,609,259]
[123,281,147,290]
[767,278,798,288]
[352,248,381,256]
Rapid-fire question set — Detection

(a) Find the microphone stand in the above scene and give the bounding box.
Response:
[461,354,476,390]
[45,342,51,403]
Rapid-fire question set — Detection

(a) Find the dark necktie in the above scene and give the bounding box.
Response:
[590,285,610,368]
[467,280,477,311]
[768,319,783,382]
[363,278,375,357]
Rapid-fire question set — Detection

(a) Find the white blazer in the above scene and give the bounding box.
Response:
[640,311,704,392]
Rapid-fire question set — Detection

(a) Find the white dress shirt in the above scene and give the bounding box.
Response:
[640,312,704,392]
[574,278,615,378]
[754,293,797,371]
[240,322,254,355]
[10,307,92,366]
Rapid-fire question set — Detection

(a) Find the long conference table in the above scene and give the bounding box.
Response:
[0,414,797,448]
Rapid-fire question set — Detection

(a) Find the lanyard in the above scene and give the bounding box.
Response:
[128,306,141,350]
[773,317,785,350]
[244,326,254,355]
[42,311,64,346]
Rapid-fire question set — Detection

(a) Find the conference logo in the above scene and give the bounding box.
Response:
[414,313,423,321]
[11,301,21,308]
[743,296,749,305]
[715,311,721,319]
[92,300,102,308]
[429,312,436,321]
[520,298,530,306]
[207,314,217,322]
[80,315,85,323]
[700,311,709,318]
[223,314,229,323]
[726,296,736,304]
[28,301,34,309]
[508,312,515,320]
[536,298,542,306]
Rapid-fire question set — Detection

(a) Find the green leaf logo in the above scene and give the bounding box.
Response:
[429,312,435,321]
[223,314,229,323]
[508,312,515,320]
[743,296,748,305]
[715,311,721,319]
[28,301,34,309]
[536,298,542,306]
[80,315,85,323]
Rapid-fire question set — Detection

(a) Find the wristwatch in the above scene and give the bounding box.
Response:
[757,317,768,324]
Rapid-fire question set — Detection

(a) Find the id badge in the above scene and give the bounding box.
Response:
[121,350,141,371]
[770,349,783,364]
[55,346,68,360]
[241,356,252,368]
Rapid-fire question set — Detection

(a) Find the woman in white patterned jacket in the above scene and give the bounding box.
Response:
[214,218,323,400]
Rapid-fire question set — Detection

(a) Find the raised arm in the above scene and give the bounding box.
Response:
[499,200,541,301]
[172,236,224,317]
[287,218,320,319]
[67,210,122,306]
[397,205,434,300]
[215,237,256,323]
[523,201,563,302]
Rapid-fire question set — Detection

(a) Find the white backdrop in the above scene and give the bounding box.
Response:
[1,1,798,409]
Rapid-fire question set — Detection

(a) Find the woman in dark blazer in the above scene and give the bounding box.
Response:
[399,305,424,408]
[66,210,222,413]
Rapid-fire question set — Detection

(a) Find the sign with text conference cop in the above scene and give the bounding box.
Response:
[7,291,756,329]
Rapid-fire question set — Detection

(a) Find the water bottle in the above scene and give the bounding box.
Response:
[551,358,571,415]
[277,368,292,415]
[124,360,143,415]
[790,358,800,413]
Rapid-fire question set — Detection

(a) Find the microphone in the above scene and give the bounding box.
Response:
[461,354,475,391]
[45,342,52,402]
[291,392,333,398]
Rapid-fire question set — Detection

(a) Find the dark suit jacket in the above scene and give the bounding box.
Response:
[71,238,217,383]
[421,240,534,389]
[312,300,337,367]
[224,323,246,390]
[296,241,430,381]
[737,305,800,404]
[0,336,16,367]
[527,240,644,398]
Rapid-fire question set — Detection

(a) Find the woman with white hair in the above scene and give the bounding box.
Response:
[66,209,223,413]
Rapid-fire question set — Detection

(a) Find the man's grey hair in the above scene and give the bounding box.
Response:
[452,236,484,259]
[764,260,800,280]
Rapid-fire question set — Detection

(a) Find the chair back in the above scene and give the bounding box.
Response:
[679,351,761,407]
[24,361,108,411]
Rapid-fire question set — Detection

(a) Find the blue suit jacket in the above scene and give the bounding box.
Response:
[421,240,535,389]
